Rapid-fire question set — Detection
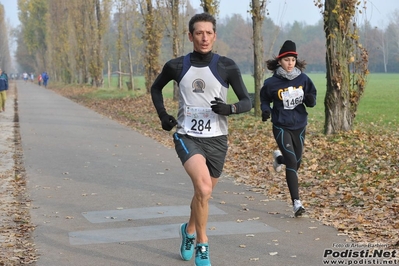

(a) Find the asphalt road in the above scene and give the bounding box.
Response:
[15,80,350,266]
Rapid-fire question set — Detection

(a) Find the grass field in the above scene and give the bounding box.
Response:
[99,73,398,131]
[306,73,398,130]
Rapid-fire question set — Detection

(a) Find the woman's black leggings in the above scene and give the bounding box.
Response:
[272,125,306,203]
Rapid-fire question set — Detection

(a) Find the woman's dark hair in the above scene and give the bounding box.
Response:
[266,57,307,72]
[188,13,216,34]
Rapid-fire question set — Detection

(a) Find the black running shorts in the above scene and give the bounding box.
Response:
[173,133,228,178]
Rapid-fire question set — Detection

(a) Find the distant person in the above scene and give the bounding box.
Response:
[23,72,28,82]
[151,13,251,266]
[38,74,42,86]
[260,40,317,217]
[0,68,9,112]
[42,72,49,87]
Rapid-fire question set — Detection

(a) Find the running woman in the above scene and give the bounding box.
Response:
[260,40,317,217]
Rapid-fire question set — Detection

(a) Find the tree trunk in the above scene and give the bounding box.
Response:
[251,0,266,116]
[108,60,111,88]
[171,0,180,101]
[116,1,123,89]
[128,49,134,91]
[142,0,163,93]
[126,17,134,90]
[119,59,122,89]
[92,0,107,87]
[323,0,368,134]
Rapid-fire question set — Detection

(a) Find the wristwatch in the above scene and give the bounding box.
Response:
[231,104,236,114]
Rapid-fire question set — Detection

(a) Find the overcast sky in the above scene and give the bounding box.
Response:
[191,0,398,27]
[1,0,398,28]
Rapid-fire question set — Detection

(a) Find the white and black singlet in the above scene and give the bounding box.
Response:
[151,51,252,137]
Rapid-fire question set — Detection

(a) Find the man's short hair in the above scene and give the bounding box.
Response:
[188,13,216,34]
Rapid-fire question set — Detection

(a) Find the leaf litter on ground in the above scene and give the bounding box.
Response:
[0,84,38,264]
[50,85,399,249]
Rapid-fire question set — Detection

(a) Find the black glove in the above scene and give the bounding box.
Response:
[159,111,177,131]
[262,110,271,121]
[305,94,315,106]
[211,97,231,116]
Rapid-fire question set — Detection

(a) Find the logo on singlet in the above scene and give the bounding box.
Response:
[192,79,205,93]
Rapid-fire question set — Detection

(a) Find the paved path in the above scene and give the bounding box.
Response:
[15,80,348,266]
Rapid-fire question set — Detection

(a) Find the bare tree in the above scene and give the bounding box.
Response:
[164,0,182,100]
[322,0,368,134]
[89,0,111,87]
[47,1,73,83]
[139,0,164,93]
[371,26,389,73]
[70,1,90,83]
[388,10,399,65]
[112,0,140,90]
[124,1,141,91]
[0,4,12,70]
[18,0,48,72]
[200,0,219,15]
[115,0,125,89]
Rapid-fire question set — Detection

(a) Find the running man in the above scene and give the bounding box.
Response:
[151,13,251,266]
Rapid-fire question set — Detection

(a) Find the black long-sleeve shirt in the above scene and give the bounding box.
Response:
[151,51,252,118]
